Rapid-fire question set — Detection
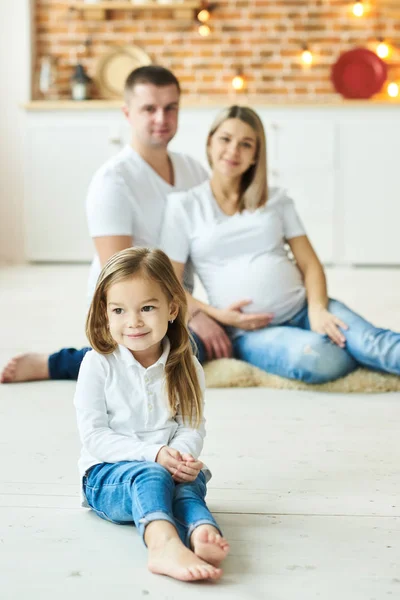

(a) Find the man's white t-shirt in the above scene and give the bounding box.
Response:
[86,145,208,302]
[161,180,307,331]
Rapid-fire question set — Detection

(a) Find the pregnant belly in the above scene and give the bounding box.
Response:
[201,257,306,324]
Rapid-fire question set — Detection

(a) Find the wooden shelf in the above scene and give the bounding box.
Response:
[69,1,199,20]
[72,2,199,8]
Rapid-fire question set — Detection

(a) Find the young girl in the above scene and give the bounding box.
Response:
[74,247,229,582]
[161,105,400,383]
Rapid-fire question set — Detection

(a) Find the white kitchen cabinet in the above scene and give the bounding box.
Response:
[339,119,400,264]
[265,118,336,263]
[24,113,127,261]
[170,108,217,167]
[278,167,336,263]
[23,105,400,265]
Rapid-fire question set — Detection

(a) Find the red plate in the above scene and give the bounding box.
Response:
[331,47,387,99]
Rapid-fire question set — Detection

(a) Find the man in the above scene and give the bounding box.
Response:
[1,66,232,384]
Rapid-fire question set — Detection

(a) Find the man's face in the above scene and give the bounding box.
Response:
[123,83,180,148]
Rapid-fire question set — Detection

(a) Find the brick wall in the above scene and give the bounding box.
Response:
[34,0,400,101]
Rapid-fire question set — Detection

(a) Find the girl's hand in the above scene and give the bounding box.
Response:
[309,305,348,347]
[156,446,183,473]
[218,300,273,330]
[173,453,203,484]
[156,447,203,483]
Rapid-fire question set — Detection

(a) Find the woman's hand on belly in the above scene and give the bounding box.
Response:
[216,299,274,330]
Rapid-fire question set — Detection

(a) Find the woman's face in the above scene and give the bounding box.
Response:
[208,118,258,179]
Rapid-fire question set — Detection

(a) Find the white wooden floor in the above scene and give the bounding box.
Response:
[1,264,400,599]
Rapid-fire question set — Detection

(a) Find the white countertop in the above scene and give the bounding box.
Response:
[22,97,400,110]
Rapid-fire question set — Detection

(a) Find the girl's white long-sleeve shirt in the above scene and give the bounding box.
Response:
[73,338,208,486]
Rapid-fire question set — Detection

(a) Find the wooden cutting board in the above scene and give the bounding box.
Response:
[95,45,152,99]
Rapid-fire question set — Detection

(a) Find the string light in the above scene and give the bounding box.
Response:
[301,46,313,65]
[197,9,211,23]
[352,1,364,17]
[301,5,314,67]
[198,24,211,37]
[232,72,246,91]
[388,82,399,98]
[196,3,212,36]
[376,39,390,59]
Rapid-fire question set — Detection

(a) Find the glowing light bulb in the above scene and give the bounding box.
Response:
[198,24,211,37]
[301,49,313,65]
[197,9,211,23]
[352,1,364,17]
[388,82,399,98]
[376,41,389,59]
[232,74,245,91]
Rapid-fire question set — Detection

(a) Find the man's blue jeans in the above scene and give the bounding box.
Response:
[234,298,400,384]
[48,332,206,380]
[83,461,220,547]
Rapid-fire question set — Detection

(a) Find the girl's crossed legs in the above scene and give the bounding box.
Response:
[84,461,229,581]
[234,298,400,384]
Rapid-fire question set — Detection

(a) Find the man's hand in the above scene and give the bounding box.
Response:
[189,311,233,360]
[309,305,348,347]
[156,447,203,483]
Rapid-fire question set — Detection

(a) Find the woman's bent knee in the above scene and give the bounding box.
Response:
[292,338,357,384]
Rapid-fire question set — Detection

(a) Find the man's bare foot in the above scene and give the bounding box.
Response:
[148,536,222,582]
[0,353,50,384]
[191,525,230,567]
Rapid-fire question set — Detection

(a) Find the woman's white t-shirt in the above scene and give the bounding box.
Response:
[161,180,307,329]
[86,145,208,303]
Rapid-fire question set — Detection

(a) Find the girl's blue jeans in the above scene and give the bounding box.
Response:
[234,298,400,384]
[83,461,220,547]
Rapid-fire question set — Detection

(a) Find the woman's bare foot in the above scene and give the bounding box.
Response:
[0,353,49,384]
[190,525,230,567]
[146,521,222,582]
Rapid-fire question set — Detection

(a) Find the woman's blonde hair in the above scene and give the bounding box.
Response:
[86,247,202,427]
[206,105,268,212]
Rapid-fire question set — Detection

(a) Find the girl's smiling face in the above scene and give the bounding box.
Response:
[106,274,178,365]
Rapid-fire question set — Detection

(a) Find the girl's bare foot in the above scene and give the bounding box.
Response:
[191,525,230,567]
[148,536,222,582]
[0,353,49,384]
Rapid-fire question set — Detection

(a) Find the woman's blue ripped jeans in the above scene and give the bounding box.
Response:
[234,298,400,384]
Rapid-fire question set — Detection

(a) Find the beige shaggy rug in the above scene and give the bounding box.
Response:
[203,359,400,393]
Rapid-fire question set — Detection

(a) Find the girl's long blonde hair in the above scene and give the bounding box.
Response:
[207,105,268,212]
[86,247,202,428]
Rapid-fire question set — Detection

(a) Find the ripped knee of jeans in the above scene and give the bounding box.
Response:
[303,344,320,356]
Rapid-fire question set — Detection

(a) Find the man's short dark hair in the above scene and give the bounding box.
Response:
[124,65,181,98]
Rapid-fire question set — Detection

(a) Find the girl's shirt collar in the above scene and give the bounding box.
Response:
[116,337,170,371]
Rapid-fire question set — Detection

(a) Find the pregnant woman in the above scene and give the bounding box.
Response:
[160,105,400,384]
